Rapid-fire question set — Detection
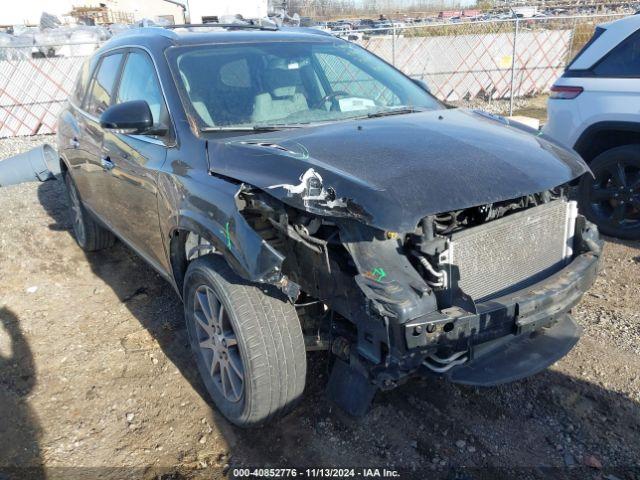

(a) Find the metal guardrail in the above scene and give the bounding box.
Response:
[0,13,631,138]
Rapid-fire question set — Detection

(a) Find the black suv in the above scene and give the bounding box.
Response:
[58,24,602,426]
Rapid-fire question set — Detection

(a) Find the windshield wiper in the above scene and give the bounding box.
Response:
[365,107,421,119]
[200,125,304,132]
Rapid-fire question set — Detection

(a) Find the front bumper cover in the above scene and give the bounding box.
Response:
[405,249,601,385]
[445,313,581,386]
[405,250,600,350]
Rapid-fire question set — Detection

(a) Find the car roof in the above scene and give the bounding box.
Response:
[98,25,338,56]
[570,14,640,70]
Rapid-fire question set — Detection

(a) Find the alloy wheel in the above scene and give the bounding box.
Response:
[193,285,244,403]
[589,160,640,230]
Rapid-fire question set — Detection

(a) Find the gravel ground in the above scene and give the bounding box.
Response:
[0,137,639,480]
[0,134,57,162]
[450,94,549,120]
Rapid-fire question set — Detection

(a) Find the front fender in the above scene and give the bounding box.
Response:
[159,170,285,286]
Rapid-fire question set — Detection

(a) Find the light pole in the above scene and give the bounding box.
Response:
[162,0,190,23]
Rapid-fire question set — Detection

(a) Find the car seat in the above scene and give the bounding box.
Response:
[252,61,309,123]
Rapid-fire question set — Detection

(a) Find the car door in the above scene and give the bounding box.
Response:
[100,49,173,272]
[60,56,98,197]
[77,51,125,221]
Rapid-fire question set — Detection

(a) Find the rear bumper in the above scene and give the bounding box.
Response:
[405,247,601,384]
[541,96,582,149]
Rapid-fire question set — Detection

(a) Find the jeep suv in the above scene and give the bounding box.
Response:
[57,24,602,426]
[544,13,640,239]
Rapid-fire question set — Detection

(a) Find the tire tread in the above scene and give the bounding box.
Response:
[184,255,306,426]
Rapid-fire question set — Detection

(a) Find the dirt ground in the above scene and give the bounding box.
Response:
[0,139,639,480]
[451,94,549,122]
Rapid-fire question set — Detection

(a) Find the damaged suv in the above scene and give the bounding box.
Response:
[57,24,602,426]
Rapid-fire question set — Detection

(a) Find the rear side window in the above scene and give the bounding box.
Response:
[566,26,605,70]
[85,52,124,116]
[593,30,640,77]
[116,51,169,128]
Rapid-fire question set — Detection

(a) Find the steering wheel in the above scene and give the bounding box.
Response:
[312,90,350,110]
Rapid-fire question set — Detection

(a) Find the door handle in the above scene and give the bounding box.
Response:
[70,137,80,149]
[100,156,115,171]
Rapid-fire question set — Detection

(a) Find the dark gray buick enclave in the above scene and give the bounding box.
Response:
[57,23,602,426]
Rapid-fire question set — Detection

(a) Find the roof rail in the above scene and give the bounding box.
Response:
[118,26,180,40]
[165,23,278,31]
[280,26,334,37]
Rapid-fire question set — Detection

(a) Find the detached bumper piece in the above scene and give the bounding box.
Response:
[444,313,581,386]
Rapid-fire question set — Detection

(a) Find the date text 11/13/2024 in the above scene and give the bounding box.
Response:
[232,468,401,477]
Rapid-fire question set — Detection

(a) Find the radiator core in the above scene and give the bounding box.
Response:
[443,200,577,302]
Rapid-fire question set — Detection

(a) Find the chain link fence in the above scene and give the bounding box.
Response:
[0,41,99,138]
[0,13,631,138]
[349,13,628,114]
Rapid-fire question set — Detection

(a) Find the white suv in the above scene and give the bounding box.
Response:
[544,13,640,239]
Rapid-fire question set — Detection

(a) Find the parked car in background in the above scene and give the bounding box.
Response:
[371,21,393,34]
[358,18,376,29]
[544,13,640,239]
[58,24,602,427]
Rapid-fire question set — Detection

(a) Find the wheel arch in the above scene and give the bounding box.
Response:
[59,153,70,175]
[574,121,640,163]
[167,210,285,300]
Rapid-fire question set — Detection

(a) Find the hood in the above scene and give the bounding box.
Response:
[206,109,589,232]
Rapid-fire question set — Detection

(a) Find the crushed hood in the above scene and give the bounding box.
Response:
[206,109,589,232]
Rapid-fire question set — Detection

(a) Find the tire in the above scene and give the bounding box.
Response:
[578,144,640,240]
[183,255,306,427]
[63,172,116,251]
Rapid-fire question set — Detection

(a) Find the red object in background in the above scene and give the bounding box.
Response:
[438,10,462,18]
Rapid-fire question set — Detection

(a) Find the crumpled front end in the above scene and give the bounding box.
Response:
[232,176,602,415]
[206,115,604,416]
[340,193,602,390]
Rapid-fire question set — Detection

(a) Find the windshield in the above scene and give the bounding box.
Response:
[167,40,442,130]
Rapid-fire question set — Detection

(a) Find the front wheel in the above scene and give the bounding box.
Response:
[578,145,640,240]
[183,255,306,427]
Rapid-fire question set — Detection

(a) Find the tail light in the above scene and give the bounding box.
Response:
[550,85,583,99]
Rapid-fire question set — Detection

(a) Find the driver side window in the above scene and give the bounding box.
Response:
[116,51,169,132]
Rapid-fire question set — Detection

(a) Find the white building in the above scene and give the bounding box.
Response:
[187,0,269,23]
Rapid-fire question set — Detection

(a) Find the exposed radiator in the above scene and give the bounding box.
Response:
[441,200,578,302]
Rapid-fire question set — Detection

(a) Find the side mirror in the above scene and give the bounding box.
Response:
[100,100,153,134]
[412,78,431,93]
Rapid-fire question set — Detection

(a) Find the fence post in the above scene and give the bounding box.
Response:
[509,17,520,117]
[567,16,579,63]
[391,24,397,66]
